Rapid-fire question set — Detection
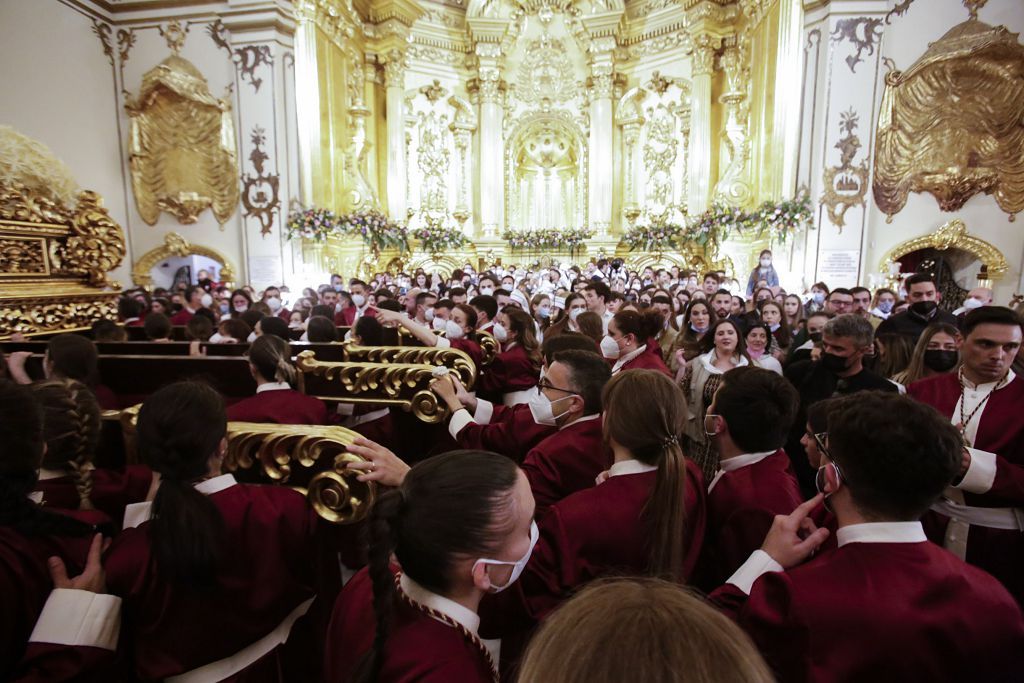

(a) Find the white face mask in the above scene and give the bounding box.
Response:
[760,259,772,268]
[600,334,621,359]
[200,293,214,308]
[333,284,343,292]
[492,322,508,343]
[480,287,495,296]
[424,307,435,322]
[219,302,229,314]
[569,308,584,322]
[266,296,282,312]
[246,331,257,342]
[335,302,343,313]
[352,294,367,308]
[432,317,448,331]
[963,297,984,310]
[209,332,225,344]
[299,331,309,342]
[446,320,465,340]
[528,391,575,426]
[473,521,539,593]
[234,304,248,313]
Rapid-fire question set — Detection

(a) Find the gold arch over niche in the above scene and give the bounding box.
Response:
[132,232,237,288]
[878,219,1009,279]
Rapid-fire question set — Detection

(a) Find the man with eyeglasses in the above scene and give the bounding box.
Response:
[712,391,1024,681]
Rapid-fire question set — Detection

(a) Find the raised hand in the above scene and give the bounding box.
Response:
[760,494,830,569]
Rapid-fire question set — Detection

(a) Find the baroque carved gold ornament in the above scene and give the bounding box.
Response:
[873,18,1024,222]
[124,32,240,226]
[821,109,869,230]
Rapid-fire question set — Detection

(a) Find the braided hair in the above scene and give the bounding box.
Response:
[137,381,228,586]
[248,334,297,385]
[0,380,96,538]
[353,451,520,683]
[31,379,101,510]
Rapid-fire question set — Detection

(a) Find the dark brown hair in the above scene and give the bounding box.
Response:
[46,334,100,387]
[613,309,664,343]
[504,306,542,367]
[31,379,101,510]
[713,366,798,453]
[248,334,297,384]
[602,370,689,581]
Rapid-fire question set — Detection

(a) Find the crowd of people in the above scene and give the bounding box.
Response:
[2,252,1024,682]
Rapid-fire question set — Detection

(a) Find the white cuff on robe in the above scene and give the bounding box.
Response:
[448,408,474,440]
[726,550,784,595]
[30,589,121,650]
[474,399,494,425]
[335,402,355,416]
[956,447,998,494]
[435,337,452,349]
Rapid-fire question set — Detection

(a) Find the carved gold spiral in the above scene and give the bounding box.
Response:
[475,332,498,366]
[341,343,476,389]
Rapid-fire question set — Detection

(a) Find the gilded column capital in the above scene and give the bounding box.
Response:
[381,49,407,87]
[691,34,720,76]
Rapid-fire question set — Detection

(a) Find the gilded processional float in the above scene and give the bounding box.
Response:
[287,0,811,279]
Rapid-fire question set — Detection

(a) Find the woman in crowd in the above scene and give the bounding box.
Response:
[544,292,588,338]
[0,380,110,681]
[530,294,553,341]
[803,282,829,317]
[229,289,254,319]
[30,379,153,526]
[783,293,805,335]
[325,450,533,683]
[517,578,773,683]
[478,307,542,406]
[745,249,780,298]
[210,318,252,344]
[758,300,790,358]
[870,287,898,321]
[304,315,339,343]
[575,312,605,347]
[376,303,484,368]
[668,300,716,374]
[226,334,329,425]
[744,323,783,375]
[6,333,118,410]
[891,323,960,386]
[680,319,750,480]
[105,381,329,681]
[602,310,672,376]
[673,288,692,325]
[875,332,916,380]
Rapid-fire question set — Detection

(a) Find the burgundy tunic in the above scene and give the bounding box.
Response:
[104,482,327,681]
[908,373,1024,603]
[325,567,494,683]
[225,388,329,425]
[452,403,556,463]
[712,540,1024,682]
[520,416,609,514]
[336,306,377,327]
[34,464,153,528]
[169,308,195,326]
[477,344,540,395]
[616,341,672,377]
[695,450,804,590]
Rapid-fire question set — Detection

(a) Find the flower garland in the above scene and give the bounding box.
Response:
[412,224,468,254]
[285,207,409,253]
[502,228,594,253]
[623,223,687,252]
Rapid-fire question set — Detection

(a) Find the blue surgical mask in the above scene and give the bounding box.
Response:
[878,301,894,314]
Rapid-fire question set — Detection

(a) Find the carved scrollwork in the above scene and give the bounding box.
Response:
[0,238,47,274]
[878,219,1009,280]
[52,191,127,289]
[131,232,236,288]
[341,343,477,388]
[0,296,119,339]
[821,109,869,230]
[241,127,281,235]
[830,17,884,73]
[474,332,499,366]
[223,422,375,524]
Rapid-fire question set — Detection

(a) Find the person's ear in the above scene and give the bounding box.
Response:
[471,560,492,593]
[823,462,841,494]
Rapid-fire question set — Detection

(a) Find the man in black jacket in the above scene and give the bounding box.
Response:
[877,273,959,341]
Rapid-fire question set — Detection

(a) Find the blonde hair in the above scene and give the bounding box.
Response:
[30,379,101,510]
[518,578,774,683]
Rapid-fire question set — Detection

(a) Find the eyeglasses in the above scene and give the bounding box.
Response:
[538,378,576,395]
[813,431,830,457]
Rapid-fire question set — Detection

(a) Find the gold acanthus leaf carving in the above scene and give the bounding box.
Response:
[0,296,119,339]
[0,238,47,275]
[125,54,240,226]
[51,191,127,289]
[342,343,477,389]
[872,19,1024,222]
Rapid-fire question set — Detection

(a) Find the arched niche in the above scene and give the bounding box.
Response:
[879,219,1009,282]
[132,232,237,288]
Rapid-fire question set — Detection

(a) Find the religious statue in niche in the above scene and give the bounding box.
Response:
[873,14,1024,222]
[821,108,868,230]
[124,20,240,226]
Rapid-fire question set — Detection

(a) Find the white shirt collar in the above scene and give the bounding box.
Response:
[836,521,927,547]
[28,491,44,504]
[123,474,237,529]
[479,321,493,332]
[38,468,68,481]
[611,344,647,374]
[699,349,748,374]
[608,458,658,478]
[400,573,480,636]
[256,381,291,394]
[719,450,777,473]
[560,413,601,431]
[960,368,1016,391]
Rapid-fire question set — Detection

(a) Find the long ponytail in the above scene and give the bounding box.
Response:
[602,370,689,582]
[138,381,227,586]
[249,334,298,384]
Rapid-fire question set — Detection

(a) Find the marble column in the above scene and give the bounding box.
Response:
[382,50,407,221]
[588,51,615,237]
[688,34,718,215]
[471,47,506,237]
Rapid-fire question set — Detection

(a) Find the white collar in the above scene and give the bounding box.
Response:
[608,458,658,478]
[611,344,647,374]
[123,474,237,529]
[256,381,292,394]
[602,309,614,320]
[699,349,748,374]
[719,450,777,473]
[479,321,493,332]
[836,521,927,547]
[38,468,68,481]
[400,573,480,636]
[124,316,140,323]
[559,413,601,432]
[960,368,1016,391]
[28,491,44,504]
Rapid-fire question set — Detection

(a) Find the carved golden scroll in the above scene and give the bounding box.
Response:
[338,343,476,389]
[873,19,1024,222]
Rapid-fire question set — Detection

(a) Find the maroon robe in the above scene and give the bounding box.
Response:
[449,337,484,371]
[908,373,1024,602]
[712,540,1024,682]
[477,344,539,395]
[520,416,609,514]
[452,403,556,463]
[695,450,803,590]
[35,464,153,528]
[1,509,110,681]
[104,481,328,681]
[92,384,119,411]
[616,341,672,377]
[325,567,494,683]
[169,308,195,326]
[337,306,377,327]
[226,388,329,425]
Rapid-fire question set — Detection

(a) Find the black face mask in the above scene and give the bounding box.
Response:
[909,300,938,318]
[923,349,958,372]
[820,351,850,374]
[809,331,823,343]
